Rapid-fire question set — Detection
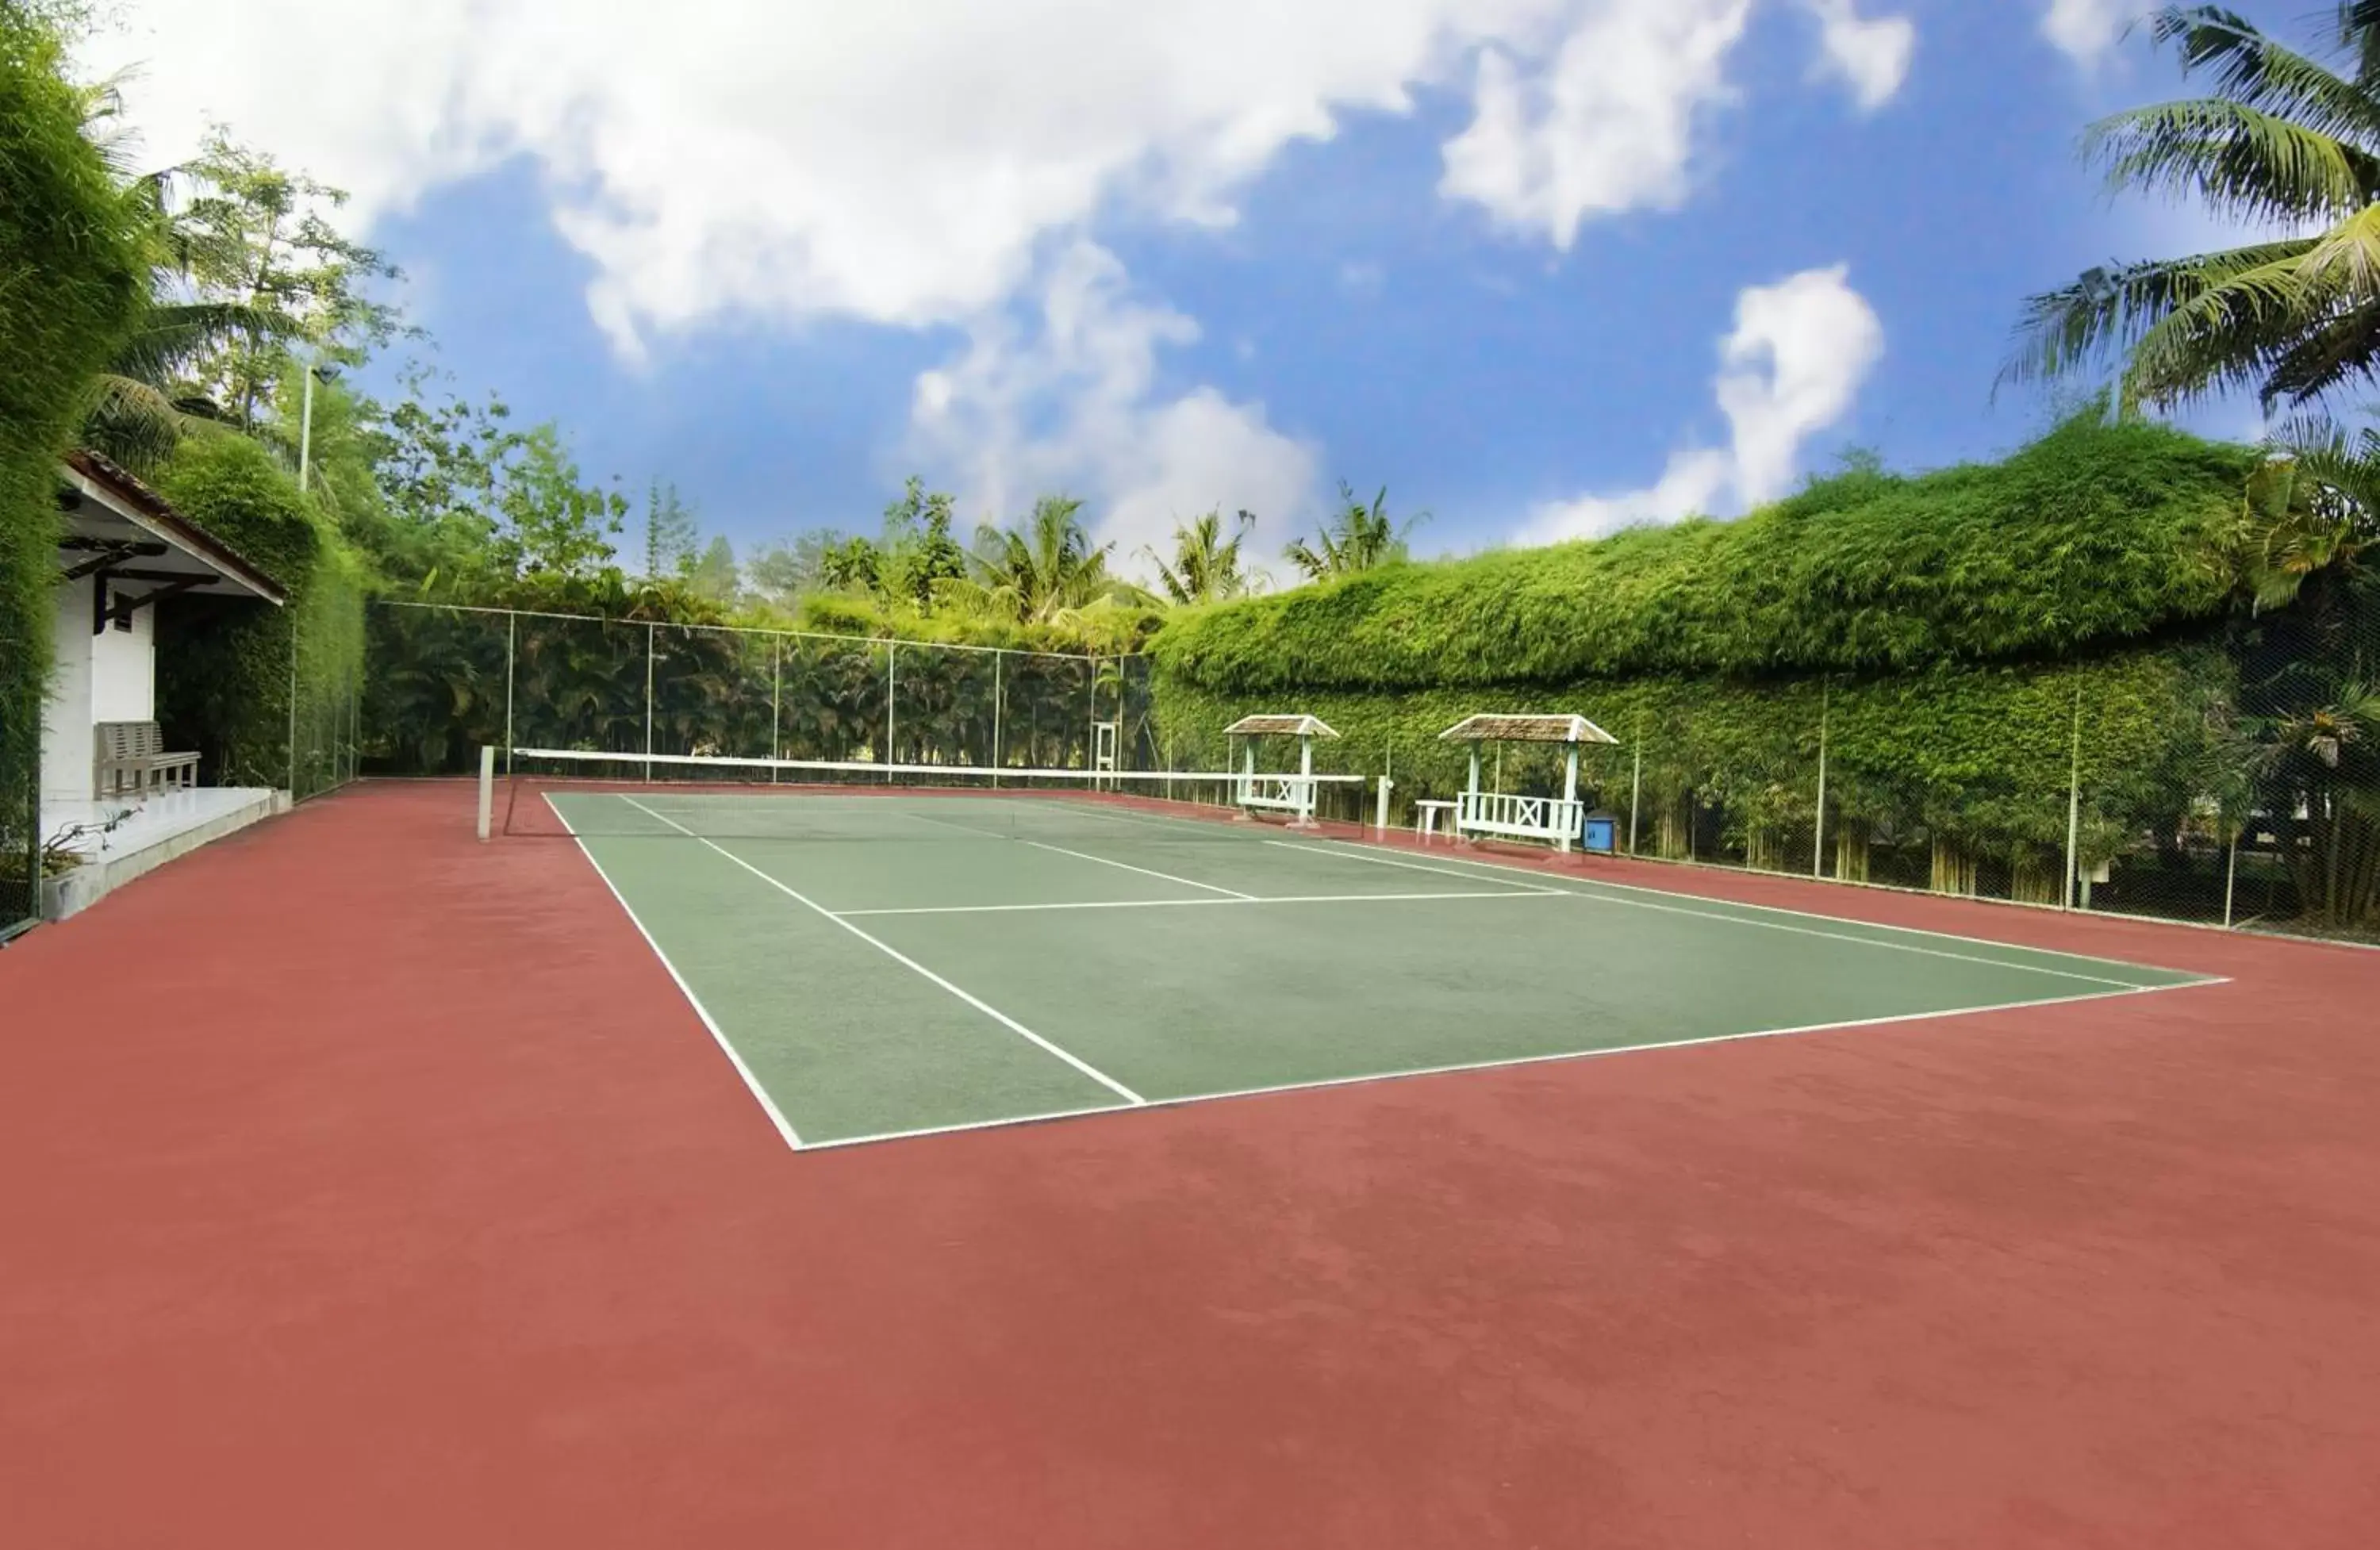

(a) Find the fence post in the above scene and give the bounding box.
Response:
[885,642,896,780]
[2063,685,2084,911]
[643,621,656,781]
[1628,719,1643,857]
[991,650,1004,788]
[1813,683,1829,880]
[770,634,782,783]
[2223,825,2240,930]
[503,610,516,774]
[287,611,300,796]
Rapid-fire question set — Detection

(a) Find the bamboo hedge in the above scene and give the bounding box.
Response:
[1149,417,2378,932]
[0,10,147,912]
[1153,416,2254,694]
[152,435,368,796]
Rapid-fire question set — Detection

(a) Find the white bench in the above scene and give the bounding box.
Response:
[1456,790,1585,852]
[1414,799,1459,839]
[94,721,201,797]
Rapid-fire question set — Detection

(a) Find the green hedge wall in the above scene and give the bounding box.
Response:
[1153,416,2254,696]
[0,11,145,890]
[152,436,367,794]
[1157,643,2236,897]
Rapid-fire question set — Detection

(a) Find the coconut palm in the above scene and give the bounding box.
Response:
[1143,508,1258,604]
[1284,482,1422,582]
[2006,4,2380,412]
[958,496,1140,623]
[2244,413,2380,607]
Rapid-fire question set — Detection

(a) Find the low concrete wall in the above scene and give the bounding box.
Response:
[42,790,290,922]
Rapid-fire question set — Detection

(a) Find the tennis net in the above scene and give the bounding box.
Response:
[494,748,1376,842]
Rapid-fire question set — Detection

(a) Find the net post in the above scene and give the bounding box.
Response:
[476,745,495,842]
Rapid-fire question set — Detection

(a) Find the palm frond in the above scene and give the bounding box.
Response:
[2085,98,2380,221]
[2148,6,2380,148]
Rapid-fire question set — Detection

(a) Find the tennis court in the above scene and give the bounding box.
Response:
[520,770,2220,1149]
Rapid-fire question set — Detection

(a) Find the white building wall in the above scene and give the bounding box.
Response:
[40,583,159,802]
[41,584,95,802]
[90,592,155,722]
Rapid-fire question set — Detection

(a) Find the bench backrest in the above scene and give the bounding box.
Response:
[97,721,165,759]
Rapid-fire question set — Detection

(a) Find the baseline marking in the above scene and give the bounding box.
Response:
[617,796,1146,1107]
[800,976,2221,1152]
[546,796,806,1151]
[834,889,1557,918]
[1276,838,2196,990]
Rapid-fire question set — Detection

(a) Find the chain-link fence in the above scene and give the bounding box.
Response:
[365,602,1158,782]
[1349,605,2380,946]
[0,764,36,941]
[367,597,2380,947]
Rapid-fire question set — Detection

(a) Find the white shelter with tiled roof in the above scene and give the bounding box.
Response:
[1438,713,1618,853]
[1223,712,1339,826]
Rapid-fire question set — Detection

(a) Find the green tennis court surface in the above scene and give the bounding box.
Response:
[547,788,2217,1149]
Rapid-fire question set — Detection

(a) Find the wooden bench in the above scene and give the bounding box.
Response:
[94,721,201,796]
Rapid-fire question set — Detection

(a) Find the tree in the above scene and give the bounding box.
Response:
[685,534,740,602]
[496,424,625,578]
[1284,483,1422,581]
[877,476,966,610]
[2006,6,2380,413]
[962,496,1135,622]
[163,128,404,432]
[1145,508,1257,604]
[643,480,701,579]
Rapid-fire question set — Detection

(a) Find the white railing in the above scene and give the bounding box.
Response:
[1457,790,1584,850]
[1237,773,1319,821]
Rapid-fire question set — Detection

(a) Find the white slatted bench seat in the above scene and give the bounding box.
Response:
[94,721,201,796]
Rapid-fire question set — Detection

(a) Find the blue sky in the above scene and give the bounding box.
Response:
[84,0,2296,574]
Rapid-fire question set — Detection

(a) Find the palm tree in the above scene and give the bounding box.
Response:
[1143,508,1257,604]
[1284,482,1422,582]
[959,496,1138,622]
[2006,5,2380,413]
[2244,415,2380,608]
[67,94,303,470]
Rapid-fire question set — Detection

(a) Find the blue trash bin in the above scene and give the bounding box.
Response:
[1581,811,1618,854]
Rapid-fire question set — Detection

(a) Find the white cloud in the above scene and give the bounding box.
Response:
[1522,264,1883,542]
[908,243,1319,575]
[1439,1,1756,249]
[1797,0,1914,111]
[86,0,1912,348]
[2040,0,2156,65]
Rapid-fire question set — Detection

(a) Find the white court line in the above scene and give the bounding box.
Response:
[1325,834,2217,981]
[797,976,2222,1152]
[544,795,807,1152]
[616,796,1146,1107]
[1273,838,2198,991]
[1265,839,1563,894]
[893,801,1257,900]
[834,889,1560,919]
[1020,840,1254,900]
